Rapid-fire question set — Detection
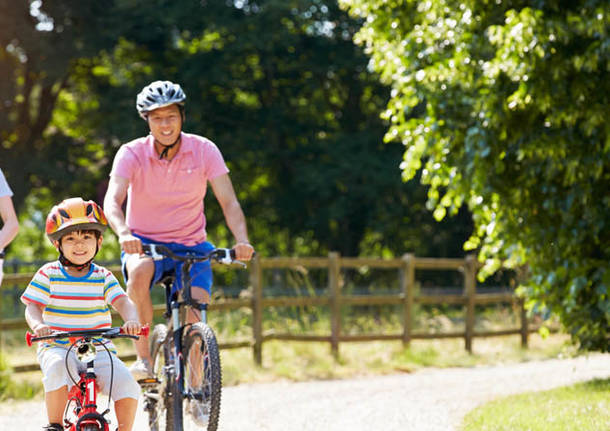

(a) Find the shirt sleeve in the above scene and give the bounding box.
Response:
[21,266,51,307]
[109,145,138,181]
[0,169,13,198]
[103,269,128,305]
[203,141,230,180]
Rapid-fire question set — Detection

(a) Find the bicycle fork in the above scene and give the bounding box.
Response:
[72,361,109,431]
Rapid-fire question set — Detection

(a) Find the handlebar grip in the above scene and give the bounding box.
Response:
[25,331,34,347]
[119,324,150,337]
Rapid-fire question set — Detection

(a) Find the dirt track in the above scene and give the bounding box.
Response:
[1,353,608,430]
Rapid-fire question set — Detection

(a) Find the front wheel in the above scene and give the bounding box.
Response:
[182,322,222,431]
[147,324,175,431]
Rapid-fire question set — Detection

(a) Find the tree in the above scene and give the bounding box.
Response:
[62,0,473,258]
[339,0,609,350]
[0,1,133,209]
[2,1,473,263]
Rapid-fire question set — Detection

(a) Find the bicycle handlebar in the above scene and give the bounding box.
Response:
[141,244,242,266]
[25,325,150,347]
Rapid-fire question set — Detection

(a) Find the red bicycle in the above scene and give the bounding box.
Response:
[26,326,149,431]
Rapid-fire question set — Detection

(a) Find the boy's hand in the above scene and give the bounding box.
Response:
[122,320,142,336]
[33,323,52,337]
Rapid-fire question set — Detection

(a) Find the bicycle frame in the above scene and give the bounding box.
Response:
[142,244,240,430]
[26,327,148,431]
[64,346,109,431]
[146,245,236,401]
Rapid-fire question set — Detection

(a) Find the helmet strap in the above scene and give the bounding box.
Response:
[58,243,99,272]
[155,134,182,160]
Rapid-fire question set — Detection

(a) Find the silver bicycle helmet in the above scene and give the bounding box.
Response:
[136,80,186,119]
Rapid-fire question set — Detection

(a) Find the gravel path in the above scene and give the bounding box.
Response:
[1,353,608,430]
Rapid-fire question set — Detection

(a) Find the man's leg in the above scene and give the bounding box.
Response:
[185,288,210,323]
[125,254,155,365]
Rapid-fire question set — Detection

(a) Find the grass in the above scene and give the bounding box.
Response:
[461,378,610,431]
[219,332,577,386]
[0,304,579,400]
[0,353,39,401]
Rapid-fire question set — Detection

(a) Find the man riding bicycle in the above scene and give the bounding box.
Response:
[103,80,254,387]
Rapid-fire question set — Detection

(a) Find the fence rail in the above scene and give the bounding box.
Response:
[1,253,537,372]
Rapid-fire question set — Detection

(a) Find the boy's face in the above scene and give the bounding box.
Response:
[56,231,103,265]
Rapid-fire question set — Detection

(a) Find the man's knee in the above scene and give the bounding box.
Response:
[126,257,154,290]
[191,287,210,303]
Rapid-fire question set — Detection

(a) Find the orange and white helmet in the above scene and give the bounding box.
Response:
[46,198,108,242]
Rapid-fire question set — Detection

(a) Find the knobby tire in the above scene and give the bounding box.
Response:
[182,322,222,431]
[148,324,175,431]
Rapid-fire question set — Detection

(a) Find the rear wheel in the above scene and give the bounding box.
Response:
[182,322,222,431]
[147,324,174,431]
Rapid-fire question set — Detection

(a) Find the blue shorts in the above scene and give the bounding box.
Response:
[121,234,214,295]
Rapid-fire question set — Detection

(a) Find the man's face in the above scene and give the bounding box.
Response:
[147,104,182,146]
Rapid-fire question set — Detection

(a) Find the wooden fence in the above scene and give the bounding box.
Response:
[1,253,535,372]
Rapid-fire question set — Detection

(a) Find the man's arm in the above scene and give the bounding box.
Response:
[0,195,19,251]
[209,173,254,260]
[104,175,143,254]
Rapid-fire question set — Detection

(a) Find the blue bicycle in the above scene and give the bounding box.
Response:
[140,244,244,431]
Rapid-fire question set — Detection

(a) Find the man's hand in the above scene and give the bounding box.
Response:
[119,233,144,255]
[233,242,254,261]
[122,320,142,336]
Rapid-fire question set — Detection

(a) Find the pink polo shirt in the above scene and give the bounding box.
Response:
[109,132,229,245]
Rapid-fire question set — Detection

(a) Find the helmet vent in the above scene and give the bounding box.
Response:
[136,80,186,119]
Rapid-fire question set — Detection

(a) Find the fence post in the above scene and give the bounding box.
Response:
[250,255,263,365]
[401,254,415,347]
[328,252,341,359]
[519,298,529,347]
[464,255,476,353]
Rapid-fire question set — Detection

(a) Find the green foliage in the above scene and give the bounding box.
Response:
[0,353,38,400]
[0,1,132,209]
[339,0,610,350]
[3,0,472,259]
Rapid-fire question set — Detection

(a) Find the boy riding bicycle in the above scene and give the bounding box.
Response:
[20,198,142,431]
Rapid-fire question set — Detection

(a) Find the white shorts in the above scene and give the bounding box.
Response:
[37,347,140,401]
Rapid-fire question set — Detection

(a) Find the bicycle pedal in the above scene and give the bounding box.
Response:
[138,377,159,385]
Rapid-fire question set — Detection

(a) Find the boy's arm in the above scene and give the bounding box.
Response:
[25,303,51,336]
[112,295,141,335]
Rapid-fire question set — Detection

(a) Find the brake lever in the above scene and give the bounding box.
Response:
[215,248,247,267]
[145,244,165,261]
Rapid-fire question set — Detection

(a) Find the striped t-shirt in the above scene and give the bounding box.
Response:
[21,262,127,352]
